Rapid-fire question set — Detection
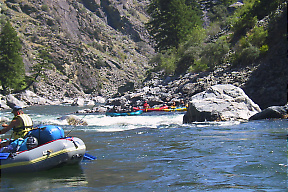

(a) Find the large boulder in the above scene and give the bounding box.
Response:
[58,115,88,126]
[183,84,261,123]
[18,90,55,105]
[106,96,129,106]
[71,97,85,106]
[118,82,135,95]
[0,97,10,109]
[5,94,27,109]
[92,96,106,104]
[249,104,288,120]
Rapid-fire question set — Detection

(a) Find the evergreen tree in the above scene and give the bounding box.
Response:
[0,20,25,94]
[146,0,202,51]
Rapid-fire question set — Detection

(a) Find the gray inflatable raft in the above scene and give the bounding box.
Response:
[0,137,86,173]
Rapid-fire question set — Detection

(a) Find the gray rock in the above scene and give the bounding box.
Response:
[106,96,129,106]
[249,104,288,120]
[118,82,134,95]
[18,90,54,105]
[85,99,95,106]
[92,96,106,104]
[0,99,10,110]
[5,94,27,109]
[72,97,85,106]
[58,115,88,126]
[92,106,107,113]
[61,97,74,105]
[183,84,261,123]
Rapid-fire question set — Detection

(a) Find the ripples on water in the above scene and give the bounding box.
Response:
[0,106,287,191]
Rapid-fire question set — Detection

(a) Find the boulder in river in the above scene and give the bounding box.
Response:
[58,115,88,126]
[249,104,288,120]
[183,84,261,123]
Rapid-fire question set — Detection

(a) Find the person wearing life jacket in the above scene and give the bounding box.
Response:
[143,101,150,112]
[143,101,149,109]
[0,106,33,140]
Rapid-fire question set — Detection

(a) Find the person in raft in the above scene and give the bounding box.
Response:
[143,101,150,109]
[0,106,33,142]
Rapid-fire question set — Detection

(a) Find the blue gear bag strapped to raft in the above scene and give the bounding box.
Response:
[27,125,65,145]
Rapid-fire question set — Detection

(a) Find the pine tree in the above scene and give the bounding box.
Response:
[0,20,25,94]
[146,0,202,51]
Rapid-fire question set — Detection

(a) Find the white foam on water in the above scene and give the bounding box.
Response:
[1,107,241,133]
[80,113,185,132]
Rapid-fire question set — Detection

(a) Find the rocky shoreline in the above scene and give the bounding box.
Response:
[0,63,252,109]
[1,63,287,123]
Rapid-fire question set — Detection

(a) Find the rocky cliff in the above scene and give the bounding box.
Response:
[0,0,153,99]
[0,0,286,110]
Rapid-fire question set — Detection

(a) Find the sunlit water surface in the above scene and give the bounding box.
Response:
[0,105,287,191]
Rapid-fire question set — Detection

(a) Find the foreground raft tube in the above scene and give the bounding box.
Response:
[0,137,86,173]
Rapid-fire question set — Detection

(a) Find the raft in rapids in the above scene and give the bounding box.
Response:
[106,110,143,116]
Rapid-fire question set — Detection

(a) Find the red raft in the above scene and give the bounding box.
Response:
[133,106,169,112]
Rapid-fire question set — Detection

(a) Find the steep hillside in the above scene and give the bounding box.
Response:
[0,0,286,110]
[0,0,153,99]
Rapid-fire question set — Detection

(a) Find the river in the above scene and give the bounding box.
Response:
[0,105,287,191]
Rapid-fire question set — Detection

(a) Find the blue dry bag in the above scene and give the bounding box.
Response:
[28,125,65,145]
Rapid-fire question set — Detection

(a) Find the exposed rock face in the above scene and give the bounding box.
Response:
[2,0,153,98]
[183,84,261,123]
[0,0,285,112]
[249,104,288,120]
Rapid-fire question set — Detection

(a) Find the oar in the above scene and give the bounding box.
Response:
[83,153,96,160]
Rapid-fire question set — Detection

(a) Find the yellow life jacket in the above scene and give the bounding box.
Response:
[12,114,33,139]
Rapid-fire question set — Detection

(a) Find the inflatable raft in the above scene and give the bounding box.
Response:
[106,110,143,116]
[0,125,86,173]
[133,106,169,112]
[163,107,187,112]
